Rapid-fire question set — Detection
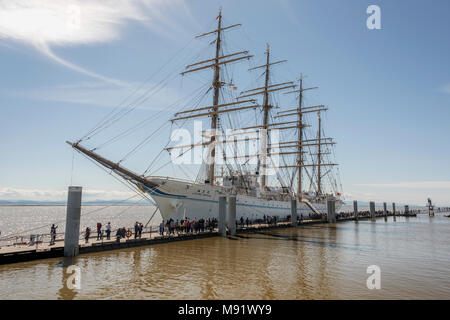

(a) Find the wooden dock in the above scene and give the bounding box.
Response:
[0,213,408,266]
[0,228,219,265]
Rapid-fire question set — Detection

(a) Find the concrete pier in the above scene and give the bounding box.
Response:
[353,200,358,221]
[327,199,336,223]
[227,196,236,236]
[370,201,376,220]
[64,186,82,257]
[218,196,227,237]
[291,199,297,226]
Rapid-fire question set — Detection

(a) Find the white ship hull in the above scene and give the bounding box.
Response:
[139,177,341,222]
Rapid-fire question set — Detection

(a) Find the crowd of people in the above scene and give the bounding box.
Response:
[45,213,328,246]
[80,221,145,243]
[113,222,144,242]
[47,214,294,245]
[158,217,218,236]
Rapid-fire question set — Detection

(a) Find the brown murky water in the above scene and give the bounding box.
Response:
[1,213,449,299]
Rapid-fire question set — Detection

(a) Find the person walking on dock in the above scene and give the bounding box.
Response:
[50,224,58,245]
[96,222,102,240]
[134,222,139,239]
[159,221,164,236]
[116,227,122,242]
[165,220,170,234]
[180,220,184,234]
[138,223,143,238]
[185,218,191,233]
[85,227,91,244]
[106,222,111,240]
[170,219,175,235]
[175,220,180,235]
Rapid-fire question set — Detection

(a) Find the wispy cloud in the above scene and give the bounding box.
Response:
[354,181,450,189]
[0,0,194,85]
[0,187,135,202]
[35,42,127,86]
[4,80,183,111]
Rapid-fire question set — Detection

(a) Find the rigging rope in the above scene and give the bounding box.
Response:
[79,36,199,142]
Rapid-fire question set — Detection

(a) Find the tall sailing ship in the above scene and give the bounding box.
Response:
[68,10,343,222]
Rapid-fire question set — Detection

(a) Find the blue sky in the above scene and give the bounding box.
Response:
[0,0,449,205]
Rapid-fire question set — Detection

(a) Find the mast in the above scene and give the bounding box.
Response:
[175,10,253,185]
[317,112,322,195]
[280,80,338,196]
[283,75,318,199]
[296,74,304,200]
[261,44,271,190]
[208,9,223,186]
[238,45,293,191]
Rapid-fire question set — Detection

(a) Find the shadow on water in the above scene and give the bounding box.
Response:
[235,230,373,252]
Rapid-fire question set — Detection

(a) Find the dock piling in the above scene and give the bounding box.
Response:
[291,199,297,226]
[218,196,227,237]
[64,186,82,257]
[327,200,336,223]
[227,196,236,236]
[392,202,396,221]
[370,201,376,220]
[383,202,387,220]
[353,200,358,221]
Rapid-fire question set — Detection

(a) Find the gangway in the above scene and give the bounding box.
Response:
[301,198,322,216]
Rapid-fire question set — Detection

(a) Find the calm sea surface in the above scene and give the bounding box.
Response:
[0,205,449,299]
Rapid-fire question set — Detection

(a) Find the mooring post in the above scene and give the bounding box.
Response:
[218,196,227,237]
[291,199,297,227]
[327,199,336,223]
[353,200,358,221]
[64,186,82,257]
[227,196,236,236]
[370,201,376,220]
[383,202,387,219]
